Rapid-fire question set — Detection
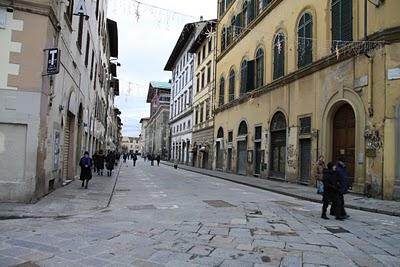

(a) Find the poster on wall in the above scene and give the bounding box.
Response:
[53,130,60,170]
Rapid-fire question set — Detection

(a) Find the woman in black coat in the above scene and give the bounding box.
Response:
[96,150,106,176]
[106,151,115,176]
[321,162,339,219]
[79,151,93,189]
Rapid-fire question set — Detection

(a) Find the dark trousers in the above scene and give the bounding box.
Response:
[157,161,160,166]
[335,194,346,218]
[133,160,136,166]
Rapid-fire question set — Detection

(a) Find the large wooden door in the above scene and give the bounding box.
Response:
[300,139,311,183]
[237,141,247,175]
[333,104,355,185]
[270,112,287,178]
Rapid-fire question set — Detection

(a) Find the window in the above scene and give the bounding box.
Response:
[90,50,94,80]
[66,0,74,23]
[217,127,224,138]
[207,63,211,84]
[332,0,353,48]
[197,52,201,66]
[96,0,100,19]
[298,13,313,67]
[231,16,236,39]
[196,75,200,93]
[255,126,262,141]
[255,48,264,88]
[247,0,256,24]
[208,37,212,53]
[188,120,191,128]
[229,69,235,102]
[202,45,206,60]
[93,63,97,89]
[84,32,90,67]
[221,27,226,51]
[195,108,199,124]
[201,71,205,89]
[200,104,204,123]
[219,77,225,106]
[206,99,210,119]
[238,121,248,136]
[242,1,248,28]
[273,32,285,79]
[240,60,247,96]
[235,14,242,36]
[228,131,233,142]
[300,116,311,134]
[77,16,84,50]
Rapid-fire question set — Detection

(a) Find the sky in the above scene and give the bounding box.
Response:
[108,0,217,137]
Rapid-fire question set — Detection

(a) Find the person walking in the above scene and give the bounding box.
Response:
[132,153,137,167]
[92,150,98,173]
[106,151,115,176]
[79,151,93,189]
[123,153,127,163]
[96,150,106,176]
[321,162,339,220]
[150,154,155,166]
[156,154,161,166]
[316,156,325,194]
[335,158,350,220]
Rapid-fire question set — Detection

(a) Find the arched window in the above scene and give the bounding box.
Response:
[271,112,287,131]
[240,60,248,96]
[217,127,224,138]
[229,69,235,102]
[219,77,225,106]
[273,32,285,80]
[221,27,226,50]
[298,12,313,68]
[238,121,248,136]
[242,1,248,28]
[255,48,264,88]
[332,0,353,48]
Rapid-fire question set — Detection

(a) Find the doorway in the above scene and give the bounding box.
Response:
[332,103,355,185]
[299,139,311,183]
[237,121,248,175]
[63,112,75,180]
[269,112,287,178]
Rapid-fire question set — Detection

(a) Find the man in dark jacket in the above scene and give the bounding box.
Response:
[321,162,339,219]
[96,150,106,176]
[132,153,137,167]
[335,159,349,220]
[156,154,161,166]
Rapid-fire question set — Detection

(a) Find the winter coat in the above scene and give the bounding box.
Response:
[96,153,106,170]
[336,162,349,194]
[106,153,115,170]
[79,157,93,180]
[322,169,339,202]
[132,154,137,161]
[156,155,161,162]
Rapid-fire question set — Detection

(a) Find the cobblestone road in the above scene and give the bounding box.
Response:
[1,160,399,267]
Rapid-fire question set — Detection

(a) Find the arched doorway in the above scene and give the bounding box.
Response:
[237,121,248,175]
[216,127,224,170]
[270,112,287,178]
[332,103,355,186]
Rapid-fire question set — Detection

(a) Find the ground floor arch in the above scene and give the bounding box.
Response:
[269,111,287,178]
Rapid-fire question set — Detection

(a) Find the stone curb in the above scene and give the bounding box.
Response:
[161,161,400,217]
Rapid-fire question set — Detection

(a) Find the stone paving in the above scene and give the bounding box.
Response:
[161,161,400,217]
[0,160,399,266]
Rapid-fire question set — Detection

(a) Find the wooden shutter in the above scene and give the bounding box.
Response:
[342,0,353,42]
[247,60,255,92]
[248,0,255,23]
[235,15,241,35]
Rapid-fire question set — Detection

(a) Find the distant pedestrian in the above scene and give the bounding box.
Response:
[106,151,115,176]
[92,151,98,173]
[316,156,325,194]
[150,154,155,166]
[123,153,127,163]
[144,155,147,162]
[96,150,106,176]
[79,151,93,189]
[132,153,137,166]
[156,154,161,166]
[335,158,350,220]
[321,162,339,220]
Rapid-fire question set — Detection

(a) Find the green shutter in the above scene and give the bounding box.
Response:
[247,60,255,92]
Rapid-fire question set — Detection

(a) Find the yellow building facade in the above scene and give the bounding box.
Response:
[214,0,400,199]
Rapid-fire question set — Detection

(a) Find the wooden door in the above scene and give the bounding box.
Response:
[333,104,355,185]
[237,141,247,175]
[300,139,311,183]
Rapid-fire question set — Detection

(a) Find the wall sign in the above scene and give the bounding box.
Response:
[47,48,60,75]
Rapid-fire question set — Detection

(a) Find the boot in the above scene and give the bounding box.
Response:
[82,181,84,188]
[321,214,329,220]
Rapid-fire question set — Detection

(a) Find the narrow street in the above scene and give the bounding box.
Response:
[1,160,400,267]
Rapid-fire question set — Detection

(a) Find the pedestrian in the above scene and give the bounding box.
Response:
[144,154,147,162]
[335,158,350,220]
[150,154,155,166]
[321,162,339,220]
[96,150,106,176]
[156,154,161,166]
[106,151,115,176]
[79,151,93,189]
[316,155,325,194]
[147,153,151,162]
[92,150,98,173]
[132,153,137,166]
[123,153,127,163]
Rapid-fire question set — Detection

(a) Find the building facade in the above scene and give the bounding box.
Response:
[165,22,206,165]
[121,136,141,154]
[189,21,217,169]
[215,0,400,199]
[0,0,120,202]
[139,117,149,156]
[144,82,171,159]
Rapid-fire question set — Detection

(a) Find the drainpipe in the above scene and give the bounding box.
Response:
[364,0,368,40]
[381,46,387,200]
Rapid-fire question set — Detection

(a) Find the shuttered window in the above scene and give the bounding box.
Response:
[235,15,242,35]
[229,69,235,102]
[219,77,225,106]
[298,13,313,68]
[246,60,255,92]
[273,32,285,80]
[240,60,248,96]
[221,28,226,51]
[255,48,264,88]
[332,0,353,48]
[248,0,256,24]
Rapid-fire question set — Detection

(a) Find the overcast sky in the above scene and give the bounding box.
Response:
[108,0,217,137]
